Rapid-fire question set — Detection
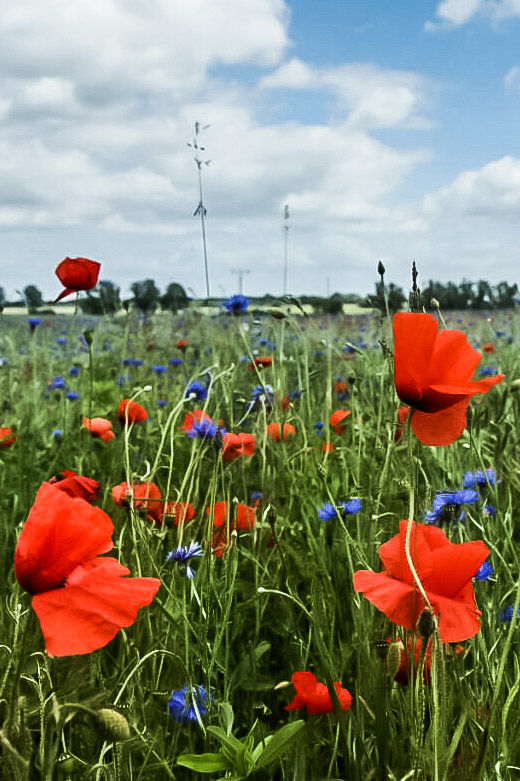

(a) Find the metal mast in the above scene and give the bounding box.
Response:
[188,122,211,298]
[282,204,290,295]
[231,268,250,295]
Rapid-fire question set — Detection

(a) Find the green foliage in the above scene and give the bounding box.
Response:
[363,280,406,313]
[22,284,44,311]
[131,278,161,314]
[160,282,189,312]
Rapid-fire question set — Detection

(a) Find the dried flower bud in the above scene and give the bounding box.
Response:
[96,709,131,742]
[416,608,437,639]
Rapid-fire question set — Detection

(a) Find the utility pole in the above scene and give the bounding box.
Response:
[231,268,250,295]
[188,122,211,299]
[282,204,290,295]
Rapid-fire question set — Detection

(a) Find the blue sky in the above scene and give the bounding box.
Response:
[1,0,520,299]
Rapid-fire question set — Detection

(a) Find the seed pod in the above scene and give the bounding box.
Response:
[95,709,131,742]
[386,642,401,680]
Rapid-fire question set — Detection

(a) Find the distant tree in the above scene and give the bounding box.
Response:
[78,296,103,315]
[160,282,188,313]
[0,287,5,313]
[99,280,121,314]
[322,293,344,315]
[364,281,406,314]
[131,279,161,314]
[23,284,44,312]
[495,281,518,309]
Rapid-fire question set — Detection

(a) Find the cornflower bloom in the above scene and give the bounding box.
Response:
[168,685,212,724]
[166,542,203,579]
[223,294,249,314]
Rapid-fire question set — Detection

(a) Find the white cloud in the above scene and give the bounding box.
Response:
[504,65,520,89]
[427,0,520,28]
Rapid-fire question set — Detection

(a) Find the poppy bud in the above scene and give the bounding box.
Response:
[95,709,131,741]
[416,608,437,639]
[269,307,287,320]
[386,642,402,680]
[377,261,386,276]
[83,329,93,347]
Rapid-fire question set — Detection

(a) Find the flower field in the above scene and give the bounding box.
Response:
[1,300,519,780]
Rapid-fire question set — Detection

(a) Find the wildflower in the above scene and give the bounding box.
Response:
[55,338,67,346]
[394,406,410,443]
[151,365,167,374]
[322,442,335,453]
[252,384,274,405]
[483,504,495,517]
[28,317,42,333]
[496,330,506,337]
[156,399,167,408]
[223,294,249,315]
[111,481,163,524]
[187,417,221,440]
[425,489,479,526]
[50,376,66,390]
[185,381,208,401]
[54,257,101,303]
[169,357,183,366]
[333,379,349,400]
[314,421,324,434]
[66,391,79,401]
[251,491,263,505]
[462,468,497,489]
[117,399,148,425]
[501,605,520,622]
[329,410,351,434]
[176,339,188,351]
[482,344,496,354]
[479,367,498,377]
[281,394,290,411]
[284,672,352,715]
[318,503,337,521]
[222,432,256,462]
[161,502,195,526]
[207,502,256,556]
[51,428,62,439]
[318,500,361,521]
[393,312,504,446]
[166,542,203,578]
[249,357,272,370]
[475,561,494,581]
[0,427,16,448]
[82,416,115,443]
[168,685,212,725]
[353,520,489,643]
[266,422,296,442]
[340,498,362,515]
[69,366,80,377]
[181,409,214,433]
[14,483,160,656]
[48,470,101,503]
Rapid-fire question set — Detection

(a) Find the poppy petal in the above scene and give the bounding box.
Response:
[428,583,482,643]
[353,570,422,631]
[411,400,469,446]
[32,557,160,656]
[14,484,113,595]
[425,540,489,598]
[393,313,438,406]
[428,330,482,385]
[379,521,434,584]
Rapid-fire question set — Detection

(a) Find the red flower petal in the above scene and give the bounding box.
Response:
[393,313,438,407]
[353,569,421,630]
[32,557,160,656]
[411,400,469,446]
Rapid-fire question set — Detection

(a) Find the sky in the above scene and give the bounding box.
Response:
[2,0,520,300]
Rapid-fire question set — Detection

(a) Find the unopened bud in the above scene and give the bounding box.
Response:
[386,642,402,680]
[377,261,386,276]
[416,608,437,639]
[83,329,93,347]
[96,709,131,742]
[269,307,287,320]
[431,298,440,309]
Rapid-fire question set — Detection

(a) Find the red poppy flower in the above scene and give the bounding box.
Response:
[322,442,335,454]
[394,406,410,443]
[0,427,16,448]
[281,394,290,411]
[181,409,215,432]
[353,520,489,643]
[161,501,195,526]
[82,417,114,443]
[54,257,101,303]
[284,672,352,715]
[111,481,163,524]
[393,313,504,446]
[482,344,496,354]
[249,357,272,370]
[48,470,101,503]
[329,410,351,434]
[176,339,188,351]
[118,399,148,425]
[333,380,349,397]
[222,432,256,462]
[14,484,160,656]
[206,502,256,556]
[266,422,297,442]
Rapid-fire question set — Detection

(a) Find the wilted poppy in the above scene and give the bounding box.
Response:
[284,672,352,715]
[14,484,160,656]
[112,481,163,523]
[0,427,16,448]
[118,399,148,425]
[393,313,504,446]
[48,470,101,503]
[353,520,489,643]
[266,422,296,442]
[329,410,351,434]
[54,257,101,303]
[82,417,114,443]
[249,357,272,370]
[222,432,256,462]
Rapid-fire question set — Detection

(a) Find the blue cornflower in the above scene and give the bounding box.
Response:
[496,330,506,338]
[318,503,336,521]
[50,376,66,390]
[318,499,361,521]
[289,390,303,399]
[66,391,79,401]
[185,381,208,401]
[312,350,325,357]
[187,418,221,440]
[251,491,262,502]
[462,468,497,489]
[27,317,42,327]
[342,346,355,355]
[251,384,274,405]
[339,498,362,515]
[0,358,8,366]
[166,542,204,579]
[169,357,183,366]
[475,561,494,581]
[223,294,249,315]
[122,358,143,367]
[425,489,479,526]
[55,338,67,345]
[52,428,62,439]
[479,367,498,377]
[69,366,80,376]
[156,399,168,408]
[168,685,212,725]
[484,504,495,517]
[314,421,324,434]
[115,375,132,387]
[151,365,168,374]
[500,605,520,623]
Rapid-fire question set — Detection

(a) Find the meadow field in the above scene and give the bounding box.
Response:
[0,305,519,780]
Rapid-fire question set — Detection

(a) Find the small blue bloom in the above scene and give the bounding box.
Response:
[55,338,67,345]
[251,384,274,405]
[463,468,497,489]
[318,502,336,521]
[496,330,506,338]
[312,350,325,357]
[66,391,79,401]
[156,399,168,408]
[169,357,183,366]
[151,364,168,374]
[115,375,132,387]
[185,381,208,401]
[223,294,249,315]
[166,541,204,579]
[168,685,212,724]
[69,366,80,377]
[289,390,303,399]
[187,418,221,440]
[500,605,520,623]
[475,561,494,581]
[339,498,362,515]
[425,489,479,526]
[479,367,498,377]
[484,504,495,517]
[50,376,66,390]
[51,428,62,438]
[251,491,262,502]
[313,421,324,433]
[27,317,42,327]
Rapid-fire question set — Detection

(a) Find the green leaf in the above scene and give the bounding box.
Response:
[254,720,305,769]
[176,752,232,773]
[219,701,234,736]
[206,725,244,756]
